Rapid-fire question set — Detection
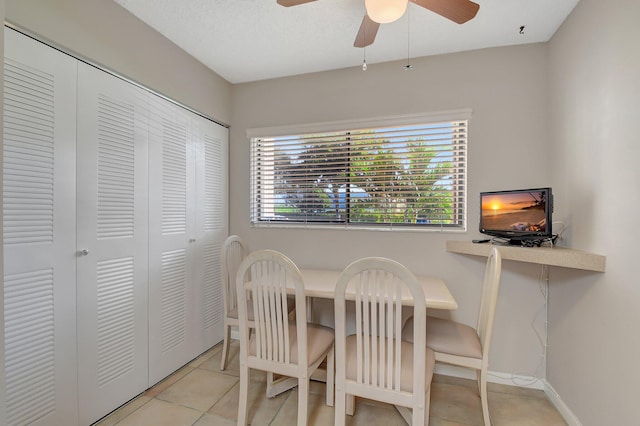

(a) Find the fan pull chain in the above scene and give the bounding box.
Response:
[404,4,413,70]
[362,16,368,71]
[363,45,368,71]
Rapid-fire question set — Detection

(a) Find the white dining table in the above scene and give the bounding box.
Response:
[298,268,458,310]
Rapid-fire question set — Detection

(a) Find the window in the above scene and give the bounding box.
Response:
[249,113,468,230]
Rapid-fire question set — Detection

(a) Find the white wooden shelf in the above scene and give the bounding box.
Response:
[446,240,606,272]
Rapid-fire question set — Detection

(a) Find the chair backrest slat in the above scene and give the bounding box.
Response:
[393,281,402,391]
[354,278,364,384]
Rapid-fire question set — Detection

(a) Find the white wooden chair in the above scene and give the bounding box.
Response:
[220,235,250,370]
[235,249,334,426]
[220,235,296,371]
[402,247,503,426]
[334,257,435,426]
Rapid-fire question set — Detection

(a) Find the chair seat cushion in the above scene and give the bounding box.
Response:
[344,334,435,392]
[249,322,334,366]
[402,316,482,359]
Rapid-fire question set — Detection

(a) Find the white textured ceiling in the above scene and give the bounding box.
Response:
[113,0,580,84]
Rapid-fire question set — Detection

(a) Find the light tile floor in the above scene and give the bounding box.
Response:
[94,341,566,425]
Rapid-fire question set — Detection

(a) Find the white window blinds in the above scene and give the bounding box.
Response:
[250,117,467,229]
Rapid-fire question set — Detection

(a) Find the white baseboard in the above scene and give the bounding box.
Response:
[543,380,582,426]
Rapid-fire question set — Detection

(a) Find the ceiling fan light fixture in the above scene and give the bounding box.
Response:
[365,0,408,24]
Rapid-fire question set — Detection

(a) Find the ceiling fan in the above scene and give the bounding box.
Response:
[277,0,480,48]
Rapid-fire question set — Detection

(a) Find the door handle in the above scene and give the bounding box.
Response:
[79,249,89,256]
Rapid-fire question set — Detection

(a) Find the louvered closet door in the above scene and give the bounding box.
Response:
[148,96,198,384]
[3,28,79,426]
[75,63,149,425]
[192,116,228,350]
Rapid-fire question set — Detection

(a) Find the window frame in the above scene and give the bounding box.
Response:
[247,110,470,232]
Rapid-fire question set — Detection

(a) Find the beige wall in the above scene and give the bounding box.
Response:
[231,44,555,377]
[6,0,232,124]
[548,0,640,423]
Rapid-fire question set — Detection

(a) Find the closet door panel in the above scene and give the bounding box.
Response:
[193,116,228,350]
[3,28,79,426]
[148,97,198,384]
[76,63,150,425]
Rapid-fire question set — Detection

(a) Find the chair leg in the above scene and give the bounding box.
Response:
[326,346,335,407]
[237,364,250,425]
[266,372,298,398]
[334,385,346,426]
[346,394,355,416]
[424,385,431,426]
[395,406,412,424]
[478,368,491,426]
[297,377,310,426]
[398,385,431,425]
[412,406,425,426]
[219,324,231,370]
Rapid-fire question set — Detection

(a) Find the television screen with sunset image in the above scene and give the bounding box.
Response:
[479,188,552,242]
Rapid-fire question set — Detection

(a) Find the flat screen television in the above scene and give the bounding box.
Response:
[479,188,553,245]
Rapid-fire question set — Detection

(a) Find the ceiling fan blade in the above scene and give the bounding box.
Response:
[354,15,380,48]
[410,0,479,24]
[277,0,317,6]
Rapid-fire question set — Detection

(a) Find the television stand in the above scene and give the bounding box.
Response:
[446,240,606,272]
